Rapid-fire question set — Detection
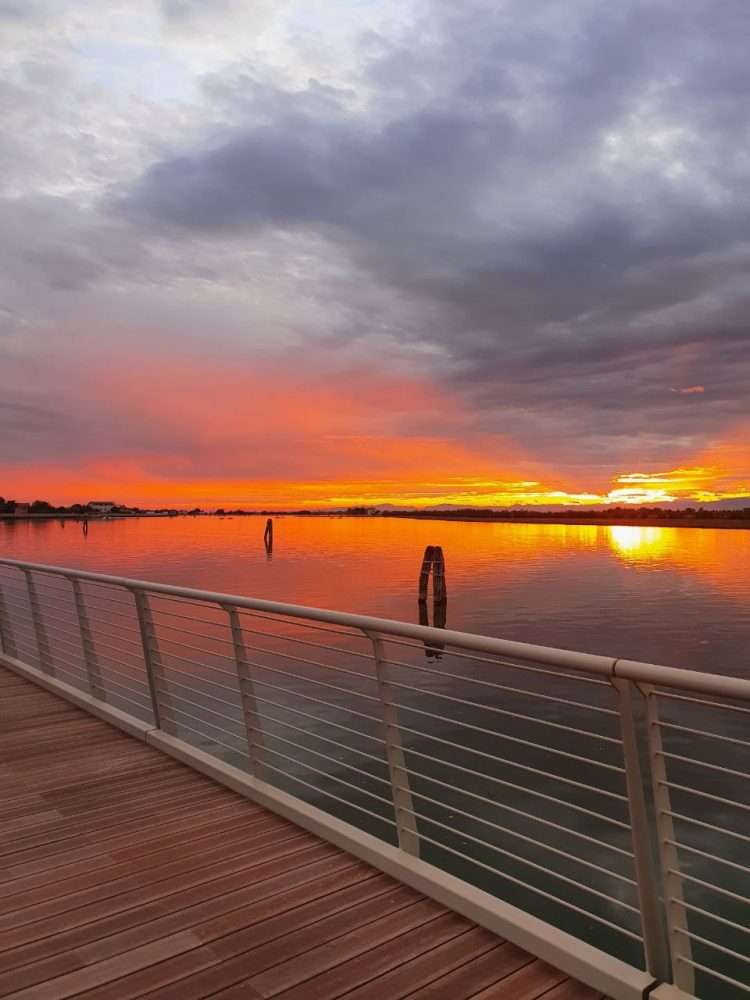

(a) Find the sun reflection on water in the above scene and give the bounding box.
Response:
[606,525,672,561]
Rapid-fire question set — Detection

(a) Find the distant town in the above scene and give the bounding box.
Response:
[0,498,183,518]
[2,495,750,528]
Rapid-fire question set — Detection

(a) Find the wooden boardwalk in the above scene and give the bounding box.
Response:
[0,666,605,1000]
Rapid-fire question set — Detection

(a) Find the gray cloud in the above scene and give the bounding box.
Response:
[114,0,750,469]
[3,0,750,486]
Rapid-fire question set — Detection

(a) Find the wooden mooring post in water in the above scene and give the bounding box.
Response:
[263,518,273,553]
[418,545,447,604]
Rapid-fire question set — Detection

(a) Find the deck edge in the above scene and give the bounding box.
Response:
[0,652,155,742]
[148,728,657,1000]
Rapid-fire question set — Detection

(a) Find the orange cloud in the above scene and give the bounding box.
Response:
[6,351,749,510]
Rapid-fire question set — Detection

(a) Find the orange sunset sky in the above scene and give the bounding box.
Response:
[2,2,749,509]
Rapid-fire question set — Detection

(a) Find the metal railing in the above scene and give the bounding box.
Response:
[0,556,748,1000]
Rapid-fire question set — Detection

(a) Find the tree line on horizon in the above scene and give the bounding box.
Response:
[3,497,749,520]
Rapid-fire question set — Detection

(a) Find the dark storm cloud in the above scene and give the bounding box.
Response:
[117,0,750,467]
[0,1,701,475]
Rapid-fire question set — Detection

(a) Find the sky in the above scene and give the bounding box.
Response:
[2,0,749,509]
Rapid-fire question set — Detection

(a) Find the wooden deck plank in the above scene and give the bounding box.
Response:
[0,837,335,953]
[76,885,425,1000]
[0,665,607,1000]
[469,959,569,999]
[0,828,318,935]
[0,852,358,991]
[0,814,299,914]
[0,805,277,893]
[401,943,536,999]
[0,782,238,859]
[271,911,473,1000]
[0,799,263,880]
[335,926,501,1000]
[124,872,396,1000]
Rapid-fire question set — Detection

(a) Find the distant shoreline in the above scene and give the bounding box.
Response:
[3,511,749,529]
[374,512,750,530]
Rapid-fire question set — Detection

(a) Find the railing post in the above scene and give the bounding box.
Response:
[69,578,105,701]
[366,631,420,857]
[24,570,54,675]
[0,584,18,660]
[224,605,265,778]
[643,683,695,994]
[133,589,168,730]
[612,676,670,983]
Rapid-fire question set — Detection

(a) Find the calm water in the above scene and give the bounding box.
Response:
[2,514,749,673]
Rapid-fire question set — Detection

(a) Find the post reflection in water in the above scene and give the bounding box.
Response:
[418,594,447,659]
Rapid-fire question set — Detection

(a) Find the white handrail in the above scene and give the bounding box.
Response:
[1,556,748,699]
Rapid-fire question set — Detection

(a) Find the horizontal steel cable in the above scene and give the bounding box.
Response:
[238,640,376,682]
[242,675,383,726]
[383,674,620,745]
[392,781,637,887]
[155,663,238,697]
[675,927,750,966]
[159,706,247,750]
[249,693,387,747]
[146,617,234,647]
[243,658,380,703]
[157,645,238,679]
[154,632,236,665]
[656,690,750,717]
[149,605,236,630]
[392,821,641,940]
[257,743,396,810]
[259,760,397,828]
[654,719,750,750]
[159,712,249,758]
[398,800,639,912]
[659,750,750,781]
[236,622,374,660]
[387,699,625,773]
[95,665,150,699]
[381,655,617,715]
[238,607,364,641]
[675,956,750,994]
[259,729,393,788]
[664,810,750,845]
[86,637,145,671]
[390,717,628,806]
[671,898,750,936]
[251,708,389,771]
[666,838,750,876]
[658,781,750,812]
[154,685,244,729]
[390,757,634,857]
[154,673,240,710]
[380,635,610,687]
[669,869,750,906]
